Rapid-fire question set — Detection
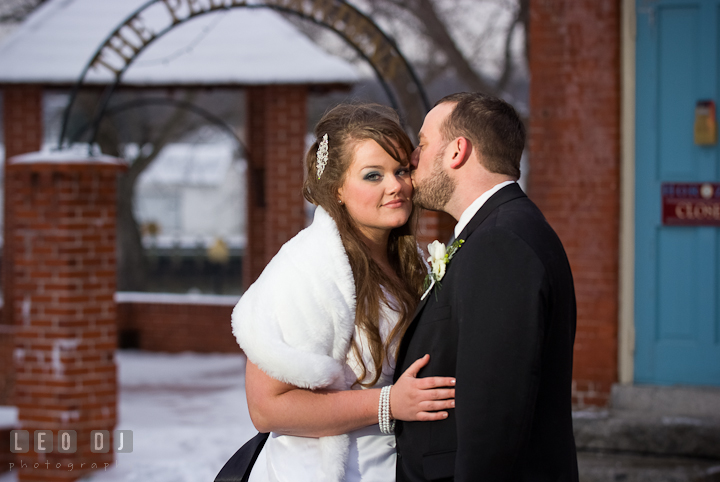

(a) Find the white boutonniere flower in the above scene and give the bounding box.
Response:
[421,238,465,300]
[428,240,447,279]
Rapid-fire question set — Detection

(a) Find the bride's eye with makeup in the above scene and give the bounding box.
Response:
[364,171,382,182]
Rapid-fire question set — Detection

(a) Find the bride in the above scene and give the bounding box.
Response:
[232,103,455,481]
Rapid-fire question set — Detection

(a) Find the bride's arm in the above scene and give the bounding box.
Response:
[246,354,455,437]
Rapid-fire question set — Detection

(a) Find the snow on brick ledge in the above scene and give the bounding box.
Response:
[9,145,126,166]
[115,292,241,306]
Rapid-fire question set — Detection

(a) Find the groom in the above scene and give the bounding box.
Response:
[394,93,579,481]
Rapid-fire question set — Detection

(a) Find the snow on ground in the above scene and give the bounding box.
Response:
[91,351,255,482]
[0,351,256,482]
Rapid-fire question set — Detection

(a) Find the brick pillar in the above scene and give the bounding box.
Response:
[3,85,43,160]
[529,0,621,407]
[243,86,307,288]
[6,156,125,481]
[1,85,44,406]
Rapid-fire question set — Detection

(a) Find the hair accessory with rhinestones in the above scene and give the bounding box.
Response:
[316,134,329,179]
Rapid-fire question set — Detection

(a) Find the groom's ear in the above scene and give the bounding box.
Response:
[448,137,471,170]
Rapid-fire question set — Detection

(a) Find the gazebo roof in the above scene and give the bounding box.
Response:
[0,0,360,86]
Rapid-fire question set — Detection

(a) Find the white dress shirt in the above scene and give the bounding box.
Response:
[453,181,516,239]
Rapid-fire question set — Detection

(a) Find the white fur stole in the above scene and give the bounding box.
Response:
[231,206,357,481]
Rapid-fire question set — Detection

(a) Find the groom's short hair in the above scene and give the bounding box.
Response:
[436,92,525,179]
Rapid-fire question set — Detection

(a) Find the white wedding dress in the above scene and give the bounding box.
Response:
[248,298,399,482]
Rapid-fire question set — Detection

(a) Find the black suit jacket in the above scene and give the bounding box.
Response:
[394,183,579,482]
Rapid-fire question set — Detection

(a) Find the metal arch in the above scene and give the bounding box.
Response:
[57,0,430,151]
[68,97,248,155]
[58,0,156,150]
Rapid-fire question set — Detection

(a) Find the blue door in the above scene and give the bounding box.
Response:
[636,0,720,386]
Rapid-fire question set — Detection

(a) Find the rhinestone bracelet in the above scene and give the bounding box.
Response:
[379,385,395,434]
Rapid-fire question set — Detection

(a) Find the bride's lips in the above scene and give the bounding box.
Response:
[383,199,406,208]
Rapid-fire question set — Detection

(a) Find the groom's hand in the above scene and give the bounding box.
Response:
[391,354,456,422]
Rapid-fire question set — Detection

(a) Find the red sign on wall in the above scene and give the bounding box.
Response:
[662,183,720,226]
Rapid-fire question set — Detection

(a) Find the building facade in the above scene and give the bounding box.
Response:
[530,0,720,405]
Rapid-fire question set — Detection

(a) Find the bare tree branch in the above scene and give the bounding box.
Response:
[124,93,198,187]
[411,0,496,93]
[364,0,524,98]
[518,0,529,66]
[496,1,524,93]
[0,0,47,23]
[104,92,200,291]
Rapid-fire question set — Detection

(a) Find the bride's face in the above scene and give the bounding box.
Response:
[337,139,413,240]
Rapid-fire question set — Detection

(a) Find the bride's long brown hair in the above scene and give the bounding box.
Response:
[303,104,426,387]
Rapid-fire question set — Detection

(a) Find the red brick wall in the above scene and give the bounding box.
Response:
[0,312,12,407]
[529,0,621,407]
[244,86,308,288]
[2,86,44,407]
[6,159,124,481]
[116,299,241,353]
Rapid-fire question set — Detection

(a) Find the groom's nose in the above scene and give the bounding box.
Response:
[410,148,419,169]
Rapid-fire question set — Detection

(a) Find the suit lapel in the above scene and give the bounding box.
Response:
[397,183,528,373]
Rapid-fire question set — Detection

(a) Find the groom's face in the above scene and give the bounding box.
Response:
[411,103,456,211]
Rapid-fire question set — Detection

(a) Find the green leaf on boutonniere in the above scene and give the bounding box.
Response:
[421,239,464,300]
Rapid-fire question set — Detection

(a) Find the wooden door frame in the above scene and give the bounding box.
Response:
[619,0,636,385]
